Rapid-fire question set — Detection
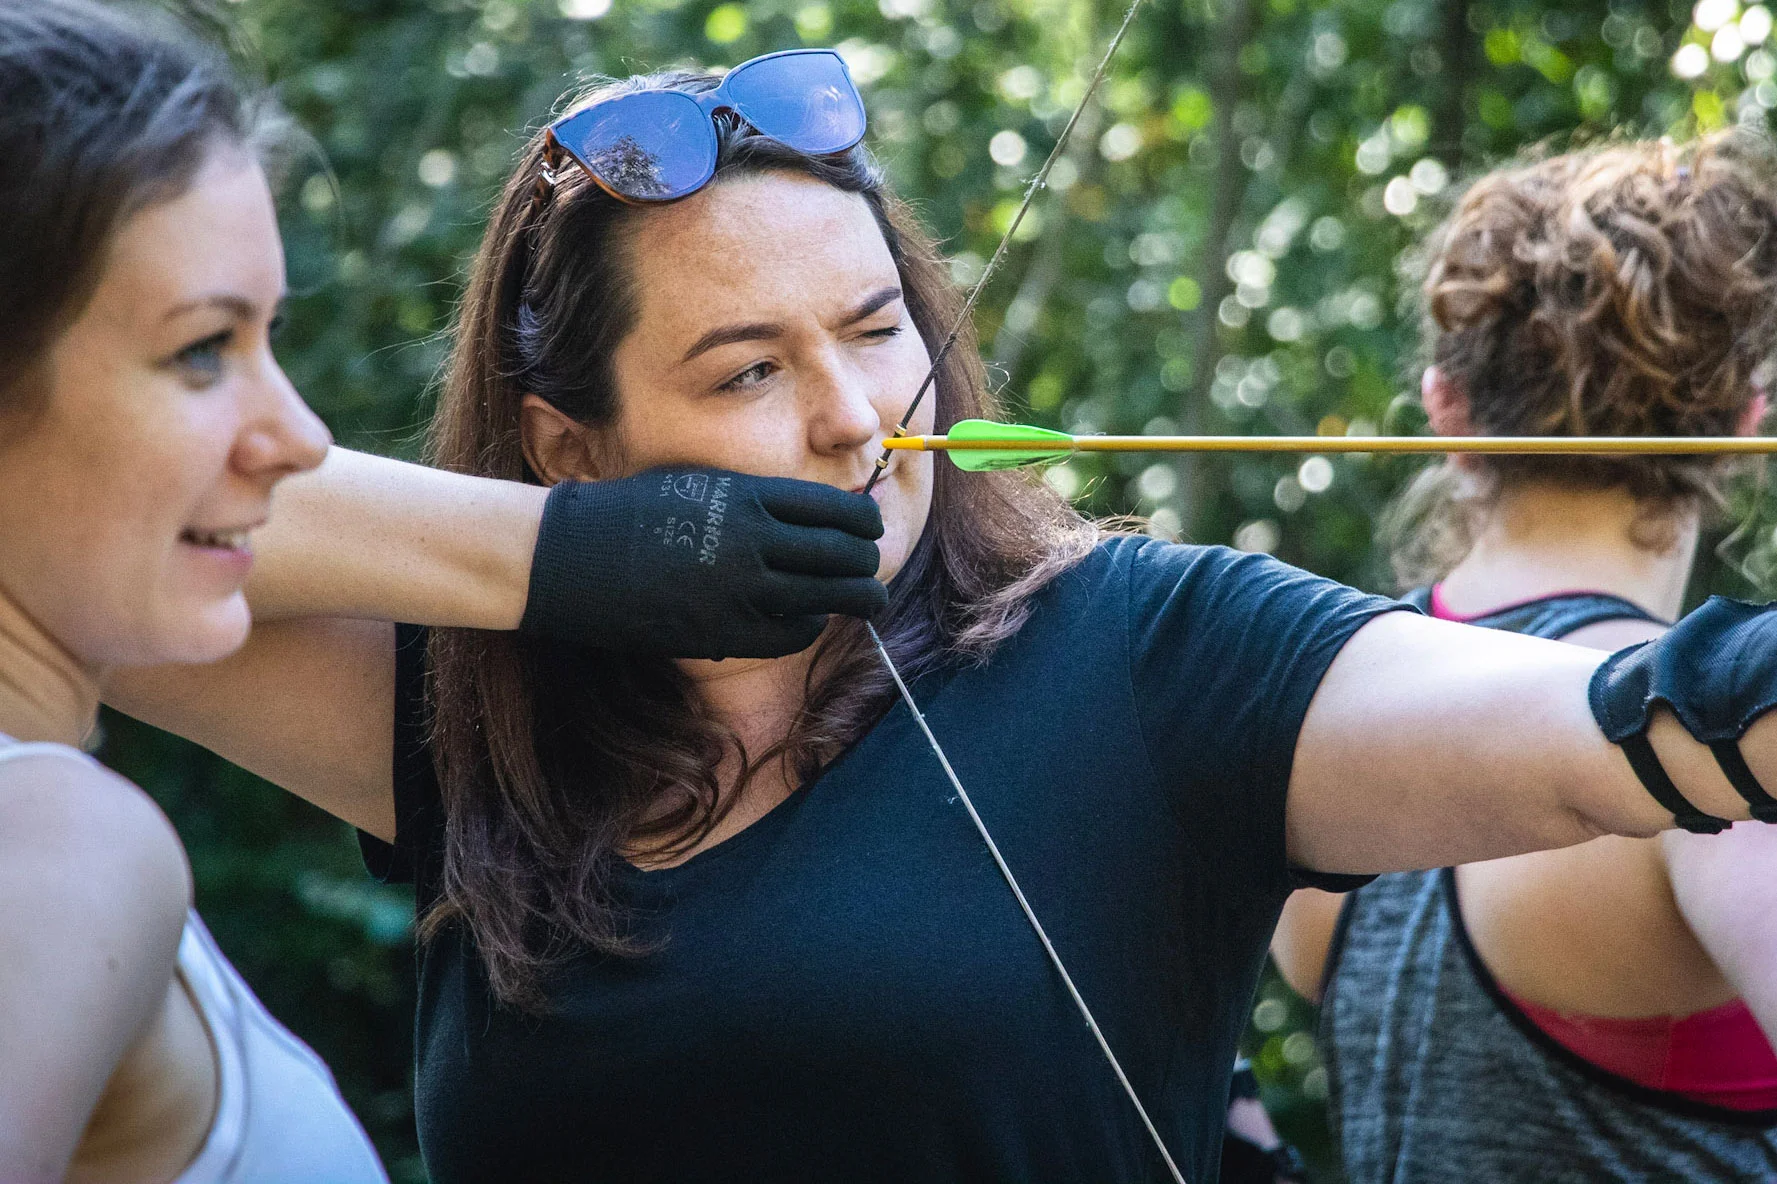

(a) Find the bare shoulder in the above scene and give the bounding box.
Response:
[0,752,193,1178]
[0,749,191,942]
[1662,818,1777,882]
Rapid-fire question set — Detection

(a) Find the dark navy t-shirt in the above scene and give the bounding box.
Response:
[362,537,1398,1183]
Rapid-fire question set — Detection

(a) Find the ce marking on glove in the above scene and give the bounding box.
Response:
[654,517,700,550]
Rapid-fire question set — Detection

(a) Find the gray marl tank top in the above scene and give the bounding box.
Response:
[1320,591,1777,1183]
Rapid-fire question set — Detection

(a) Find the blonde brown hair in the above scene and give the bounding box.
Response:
[1386,131,1777,586]
[422,70,1094,1009]
[0,0,271,408]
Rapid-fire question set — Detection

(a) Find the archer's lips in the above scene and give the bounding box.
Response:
[851,473,890,502]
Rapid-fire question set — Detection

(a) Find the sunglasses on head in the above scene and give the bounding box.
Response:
[538,48,867,206]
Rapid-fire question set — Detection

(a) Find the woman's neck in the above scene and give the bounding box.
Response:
[619,648,819,868]
[0,591,100,747]
[1436,482,1698,621]
[677,647,817,754]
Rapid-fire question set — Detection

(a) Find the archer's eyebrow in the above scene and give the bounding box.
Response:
[162,293,286,323]
[841,285,904,327]
[678,285,905,366]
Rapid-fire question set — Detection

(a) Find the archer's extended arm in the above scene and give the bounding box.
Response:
[1287,606,1777,876]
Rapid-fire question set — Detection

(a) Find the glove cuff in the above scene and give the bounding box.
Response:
[518,480,629,645]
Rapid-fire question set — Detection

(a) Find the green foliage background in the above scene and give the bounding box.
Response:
[100,0,1777,1178]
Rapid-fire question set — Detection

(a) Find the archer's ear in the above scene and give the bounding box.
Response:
[520,393,602,485]
[1421,365,1474,436]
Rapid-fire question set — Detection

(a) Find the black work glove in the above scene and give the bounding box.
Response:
[518,468,888,659]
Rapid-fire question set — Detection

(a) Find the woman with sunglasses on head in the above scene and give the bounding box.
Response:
[1271,137,1777,1181]
[0,3,389,1181]
[108,56,1777,1184]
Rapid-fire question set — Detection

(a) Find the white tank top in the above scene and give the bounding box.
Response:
[0,738,388,1184]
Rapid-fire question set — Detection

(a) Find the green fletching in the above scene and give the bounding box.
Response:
[943,419,1075,470]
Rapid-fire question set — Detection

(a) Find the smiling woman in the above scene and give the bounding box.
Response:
[0,2,383,1182]
[18,157,305,664]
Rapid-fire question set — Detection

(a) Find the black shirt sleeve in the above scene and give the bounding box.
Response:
[1119,539,1410,894]
[358,623,442,901]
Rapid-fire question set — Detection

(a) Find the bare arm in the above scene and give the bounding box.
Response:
[245,445,544,627]
[1269,617,1675,1005]
[0,756,189,1181]
[1286,612,1775,875]
[1662,823,1777,1044]
[106,617,398,838]
[1269,888,1345,1004]
[105,447,547,837]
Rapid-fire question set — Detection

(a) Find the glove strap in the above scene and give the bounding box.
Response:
[1709,740,1777,824]
[1619,732,1731,834]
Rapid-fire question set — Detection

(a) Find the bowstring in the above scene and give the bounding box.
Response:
[865,623,1188,1184]
[860,2,1189,1181]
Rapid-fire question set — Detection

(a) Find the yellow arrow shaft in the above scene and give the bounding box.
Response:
[883,434,1777,455]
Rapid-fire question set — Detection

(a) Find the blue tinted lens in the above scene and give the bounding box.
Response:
[553,91,715,201]
[724,52,866,155]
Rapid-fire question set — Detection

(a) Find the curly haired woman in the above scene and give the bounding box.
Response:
[1273,133,1777,1183]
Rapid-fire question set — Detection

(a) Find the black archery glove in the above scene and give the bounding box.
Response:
[1589,596,1777,831]
[518,468,888,659]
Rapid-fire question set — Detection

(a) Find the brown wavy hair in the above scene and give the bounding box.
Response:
[1385,131,1777,586]
[422,70,1094,1009]
[0,0,274,409]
